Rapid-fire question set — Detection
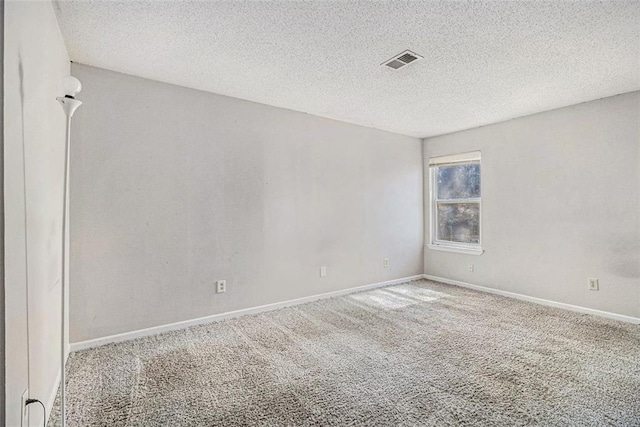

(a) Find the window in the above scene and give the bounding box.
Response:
[428,151,482,255]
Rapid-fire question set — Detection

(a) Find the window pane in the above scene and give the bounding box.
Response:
[436,163,480,199]
[437,203,480,244]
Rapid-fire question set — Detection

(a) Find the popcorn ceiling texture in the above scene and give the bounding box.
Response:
[48,279,640,426]
[52,1,640,137]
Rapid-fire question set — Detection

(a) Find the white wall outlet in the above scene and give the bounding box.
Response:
[588,278,599,291]
[383,258,389,268]
[21,388,29,427]
[468,264,474,272]
[216,280,226,293]
[320,266,327,277]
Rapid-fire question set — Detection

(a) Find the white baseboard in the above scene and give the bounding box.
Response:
[423,274,640,325]
[70,272,638,353]
[70,274,425,352]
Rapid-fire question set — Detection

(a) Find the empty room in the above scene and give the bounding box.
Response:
[3,0,639,426]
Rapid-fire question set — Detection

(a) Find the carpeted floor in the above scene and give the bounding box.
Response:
[49,279,640,426]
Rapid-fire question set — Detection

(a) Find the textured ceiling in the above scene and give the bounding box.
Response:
[53,1,640,138]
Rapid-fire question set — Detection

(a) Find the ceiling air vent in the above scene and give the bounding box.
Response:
[382,50,423,70]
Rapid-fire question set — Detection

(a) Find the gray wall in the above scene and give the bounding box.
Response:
[424,92,640,318]
[69,64,424,343]
[4,1,70,424]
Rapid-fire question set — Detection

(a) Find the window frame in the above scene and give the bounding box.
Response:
[428,152,483,256]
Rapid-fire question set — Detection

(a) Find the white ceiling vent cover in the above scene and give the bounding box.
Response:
[382,50,423,70]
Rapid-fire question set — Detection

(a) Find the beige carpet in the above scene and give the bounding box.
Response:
[49,279,640,426]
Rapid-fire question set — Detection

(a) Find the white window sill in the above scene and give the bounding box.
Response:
[427,244,484,256]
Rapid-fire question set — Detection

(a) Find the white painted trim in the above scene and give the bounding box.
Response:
[45,368,61,424]
[44,345,70,424]
[427,244,483,255]
[70,275,425,352]
[429,150,481,165]
[428,159,483,251]
[423,274,640,325]
[70,273,638,353]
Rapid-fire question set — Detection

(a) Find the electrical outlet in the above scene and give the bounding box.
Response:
[21,389,29,427]
[383,258,389,268]
[468,264,474,272]
[588,278,599,291]
[320,266,327,277]
[216,280,226,293]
